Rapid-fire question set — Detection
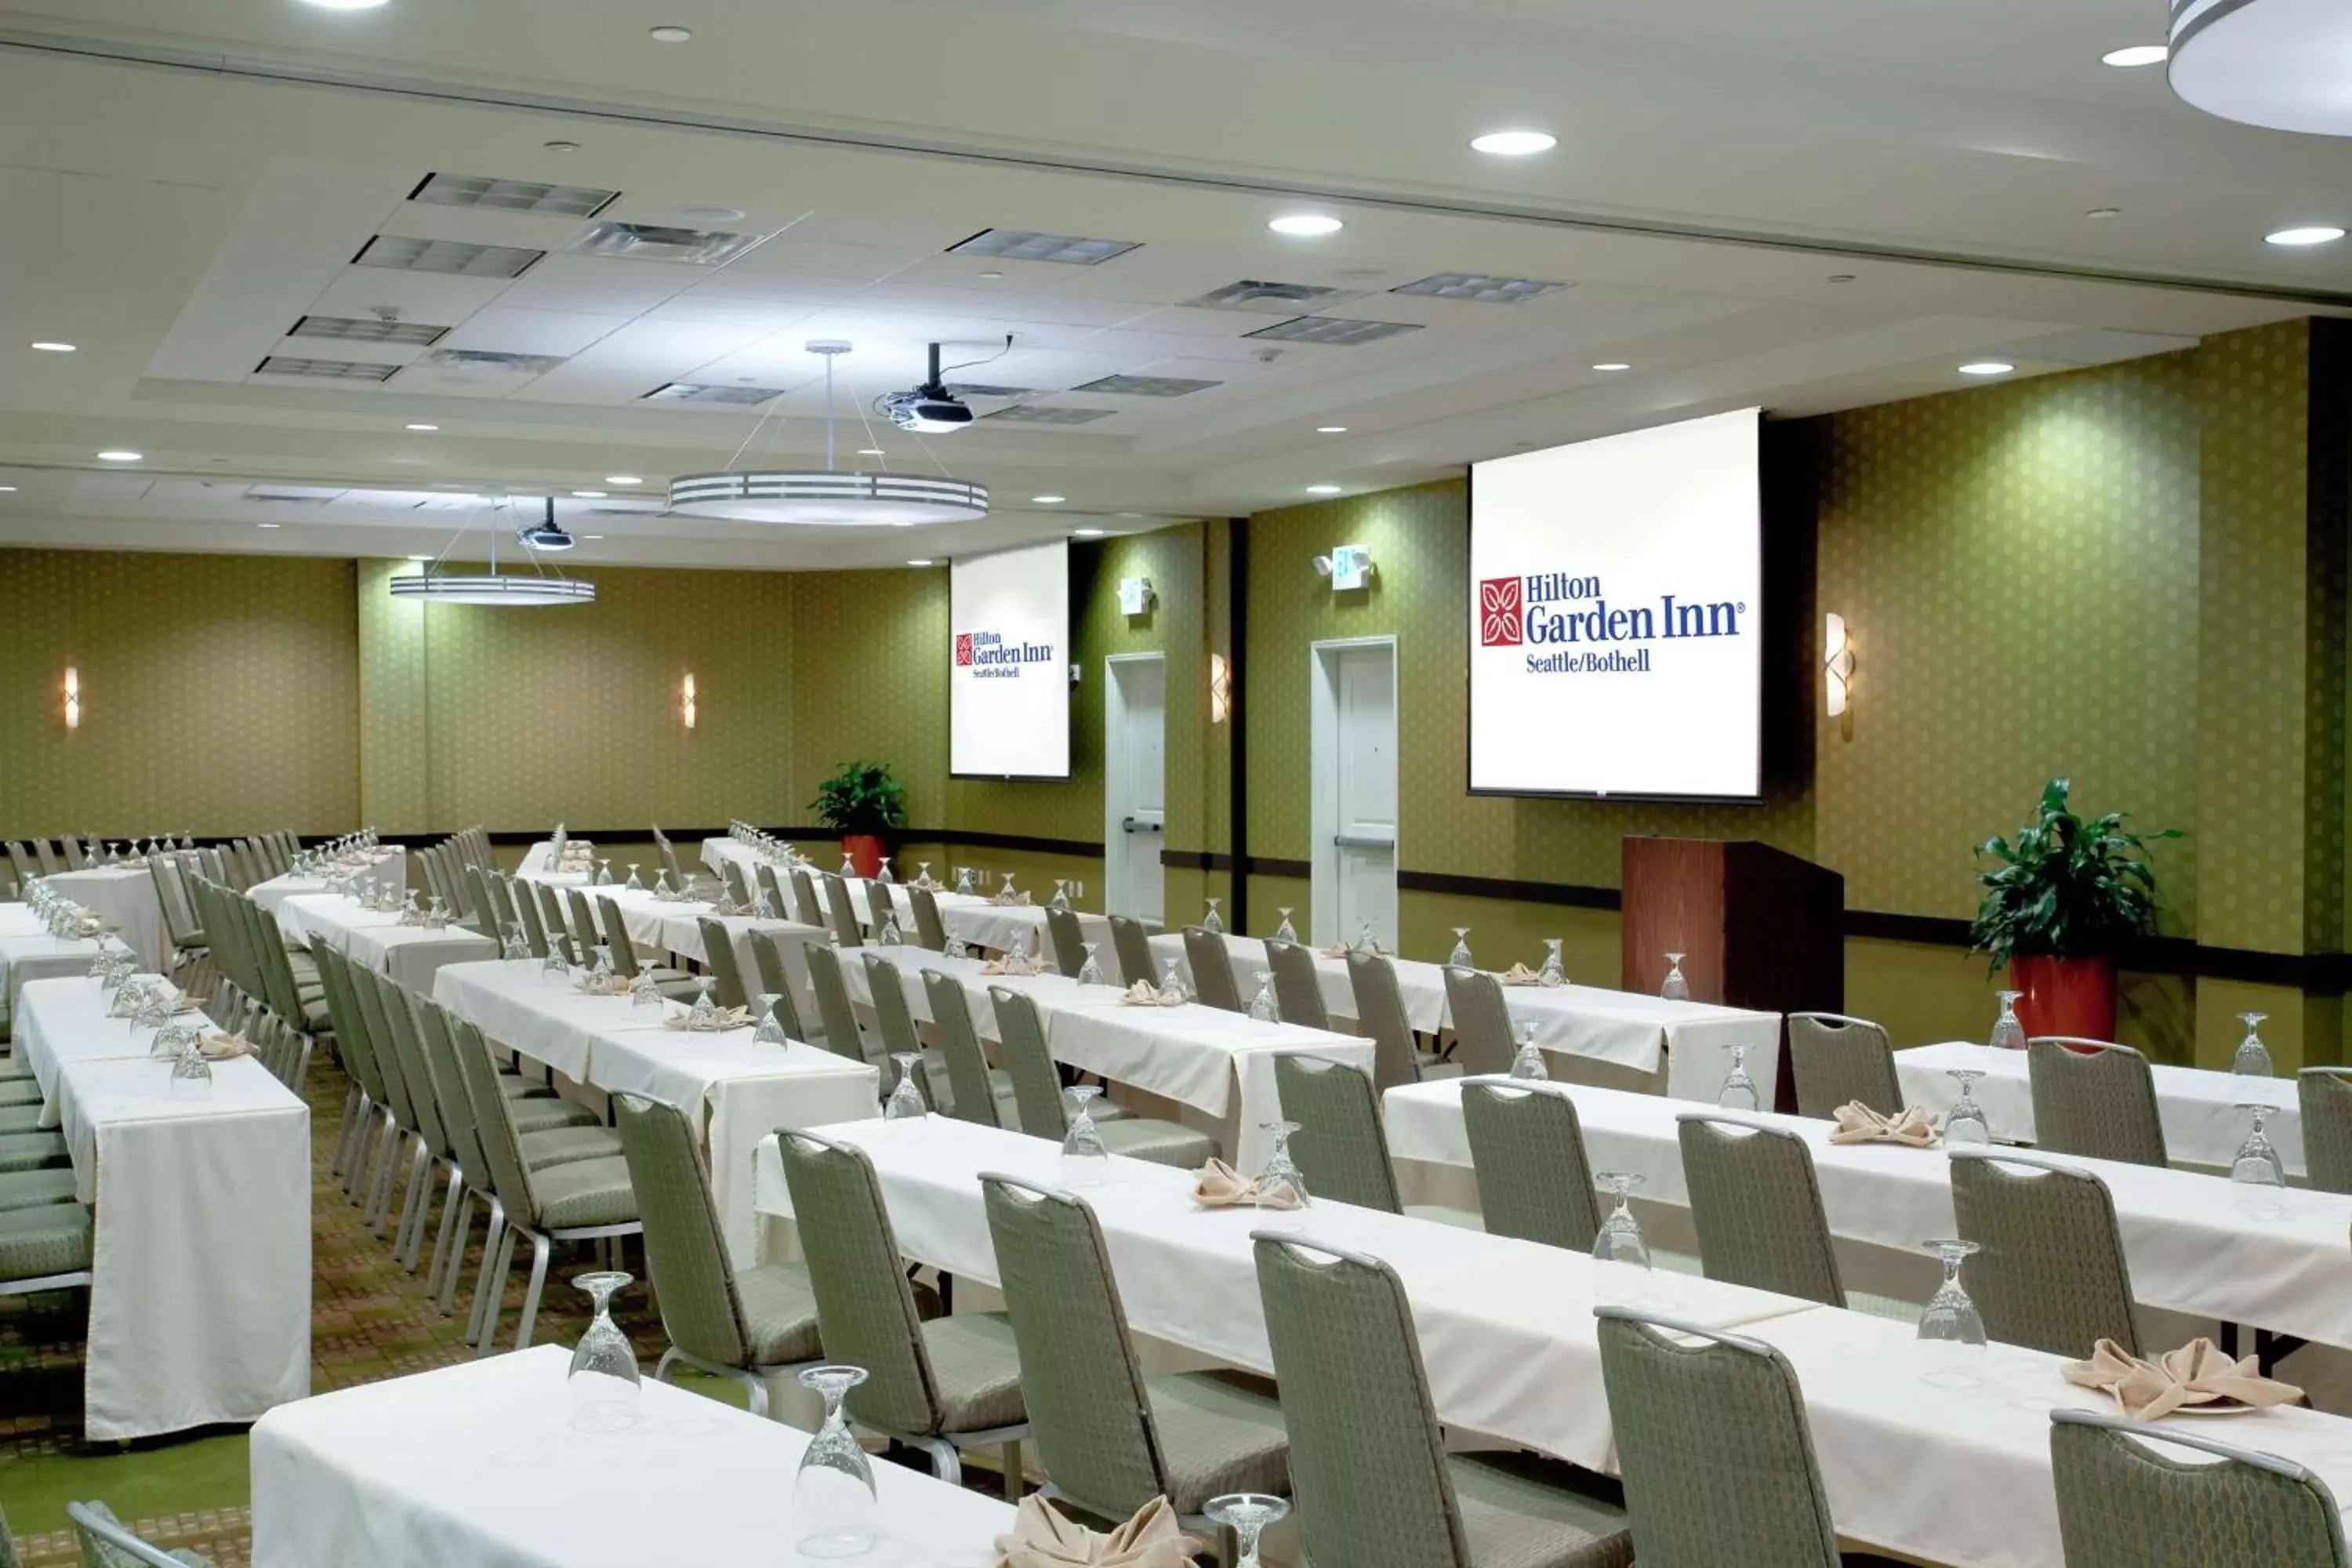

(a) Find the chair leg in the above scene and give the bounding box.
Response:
[654,1346,682,1385]
[330,1084,361,1177]
[365,1123,406,1234]
[742,1372,768,1419]
[514,1229,554,1351]
[425,1166,466,1298]
[1002,1439,1022,1501]
[394,1143,433,1269]
[474,1221,518,1358]
[906,1435,960,1485]
[444,1192,492,1321]
[469,1206,510,1347]
[334,1089,373,1193]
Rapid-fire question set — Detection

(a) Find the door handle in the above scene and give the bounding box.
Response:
[1121,818,1164,834]
[1333,833,1395,850]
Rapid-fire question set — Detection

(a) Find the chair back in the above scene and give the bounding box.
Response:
[1676,1114,1843,1306]
[566,889,609,968]
[5,840,38,889]
[463,864,499,934]
[1252,1234,1470,1568]
[775,1130,947,1436]
[860,953,928,1102]
[2049,1408,2352,1568]
[1441,965,1515,1078]
[32,838,60,876]
[361,967,450,1160]
[2299,1067,2352,1195]
[1461,1082,1599,1250]
[1273,1054,1399,1212]
[1950,1149,2138,1356]
[800,941,870,1064]
[1108,915,1154,988]
[655,832,687,890]
[696,917,751,1009]
[1044,906,1087,977]
[1595,1309,1842,1567]
[445,1014,546,1229]
[2028,1038,2167,1166]
[746,930,811,1042]
[591,897,644,980]
[148,855,202,949]
[614,1094,754,1370]
[1265,939,1331,1029]
[309,941,390,1106]
[792,867,824,929]
[722,860,753,910]
[982,1174,1167,1518]
[909,885,949,951]
[866,880,898,940]
[925,971,1001,1128]
[1346,950,1425,1091]
[510,873,550,957]
[532,883,575,963]
[993,985,1069,1138]
[824,875,866,949]
[409,994,495,1189]
[344,958,423,1138]
[1182,927,1243,1011]
[1786,1012,1901,1120]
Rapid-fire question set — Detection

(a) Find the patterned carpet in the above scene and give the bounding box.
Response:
[0,1056,697,1566]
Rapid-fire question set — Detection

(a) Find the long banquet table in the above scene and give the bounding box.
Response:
[249,846,406,917]
[833,942,1372,1170]
[250,1345,1016,1567]
[277,892,497,993]
[1150,928,1782,1103]
[753,1113,2352,1567]
[1896,1039,2307,1175]
[590,886,826,1028]
[1383,1075,2352,1352]
[0,923,106,1021]
[42,862,172,971]
[431,958,879,1265]
[15,975,310,1439]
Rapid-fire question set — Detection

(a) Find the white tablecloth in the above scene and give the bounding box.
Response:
[43,865,169,971]
[514,840,597,886]
[278,894,498,993]
[1,928,105,1018]
[1149,931,1781,1101]
[1896,1040,2306,1175]
[432,960,878,1265]
[15,973,187,1123]
[22,978,310,1439]
[836,944,1373,1170]
[249,848,406,917]
[593,887,826,1027]
[754,1114,2352,1568]
[249,1345,1014,1568]
[1384,1076,2352,1350]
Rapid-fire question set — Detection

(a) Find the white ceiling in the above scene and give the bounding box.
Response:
[0,0,2338,568]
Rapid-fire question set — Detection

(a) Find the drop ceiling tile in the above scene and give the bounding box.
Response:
[1141,355,1269,383]
[266,333,432,367]
[645,292,830,326]
[1116,304,1290,339]
[377,200,597,251]
[305,269,514,325]
[774,212,991,251]
[439,307,633,357]
[495,255,695,314]
[717,240,931,284]
[383,365,537,398]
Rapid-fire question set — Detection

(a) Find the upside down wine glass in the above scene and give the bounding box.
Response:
[1509,1020,1549,1081]
[1156,956,1189,1007]
[1716,1043,1759,1112]
[1660,953,1690,1001]
[1988,989,2027,1051]
[884,1054,928,1120]
[1448,927,1475,971]
[1247,971,1279,1023]
[1204,1494,1289,1568]
[1258,1120,1308,1207]
[1592,1173,1651,1299]
[1062,1085,1110,1186]
[2234,1011,2275,1077]
[1273,907,1298,945]
[566,1270,641,1433]
[1916,1240,1987,1386]
[753,993,789,1048]
[1203,897,1225,935]
[2232,1101,2287,1187]
[1943,1069,1991,1146]
[1539,938,1566,987]
[792,1366,878,1558]
[1076,942,1106,987]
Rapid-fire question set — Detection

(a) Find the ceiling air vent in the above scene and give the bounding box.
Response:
[1076,373,1222,397]
[419,348,567,375]
[643,382,784,406]
[409,172,619,219]
[985,404,1116,425]
[354,235,544,278]
[948,229,1140,265]
[1243,316,1425,347]
[291,314,448,347]
[254,355,401,383]
[944,383,1035,400]
[1183,279,1362,314]
[1390,272,1568,304]
[567,222,759,266]
[245,485,343,503]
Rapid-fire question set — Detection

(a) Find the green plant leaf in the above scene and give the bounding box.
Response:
[1967,777,2181,972]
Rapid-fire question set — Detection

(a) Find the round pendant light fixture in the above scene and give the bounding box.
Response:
[667,342,989,528]
[2170,0,2352,136]
[390,496,596,606]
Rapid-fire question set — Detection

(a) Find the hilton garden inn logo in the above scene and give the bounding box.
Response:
[1479,572,1746,673]
[954,629,1057,680]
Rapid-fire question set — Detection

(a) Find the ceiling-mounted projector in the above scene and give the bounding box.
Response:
[877,341,976,434]
[516,497,575,551]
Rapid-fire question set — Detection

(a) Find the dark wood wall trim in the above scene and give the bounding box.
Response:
[1227,515,1250,933]
[410,826,1109,858]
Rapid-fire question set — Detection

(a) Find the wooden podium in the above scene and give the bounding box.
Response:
[1621,837,1844,1109]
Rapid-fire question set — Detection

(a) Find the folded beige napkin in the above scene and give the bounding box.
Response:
[913,876,944,891]
[1497,961,1556,987]
[1118,980,1167,1007]
[198,1030,254,1060]
[170,995,201,1014]
[1321,939,1384,959]
[984,955,1052,977]
[572,974,629,997]
[1828,1101,1941,1148]
[996,1495,1201,1568]
[662,1006,752,1032]
[991,889,1035,907]
[2062,1338,2303,1421]
[1191,1158,1304,1212]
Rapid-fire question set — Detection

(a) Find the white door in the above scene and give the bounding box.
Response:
[1312,640,1398,948]
[1105,655,1166,923]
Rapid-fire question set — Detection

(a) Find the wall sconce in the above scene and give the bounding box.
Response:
[1312,544,1375,591]
[62,666,79,731]
[681,673,697,731]
[1824,614,1854,734]
[1208,653,1232,724]
[1116,575,1156,615]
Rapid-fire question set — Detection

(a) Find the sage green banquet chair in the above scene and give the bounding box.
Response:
[862,952,941,1109]
[754,862,791,922]
[531,882,576,964]
[1676,1113,1846,1307]
[508,873,552,958]
[1442,965,1517,1079]
[1462,1081,1601,1250]
[824,875,866,949]
[614,1094,822,1416]
[65,1501,213,1567]
[802,942,875,1066]
[722,859,755,911]
[927,972,1114,1134]
[696,916,753,1010]
[775,1129,1031,1488]
[1595,1308,1860,1568]
[1950,1148,2140,1357]
[0,1167,80,1213]
[2297,1067,2352,1195]
[1787,1012,1903,1120]
[1274,1052,1400,1211]
[2048,1407,2352,1568]
[6,841,38,888]
[0,1129,71,1175]
[1044,906,1087,978]
[993,986,1206,1164]
[1181,926,1243,1012]
[1253,1233,1633,1568]
[792,866,826,931]
[2028,1037,2169,1167]
[909,885,950,952]
[593,895,699,1000]
[32,838,61,877]
[981,1174,1289,1534]
[653,826,687,891]
[60,835,88,870]
[1109,914,1155,988]
[0,1199,92,1302]
[1350,949,1452,1090]
[746,930,815,1045]
[1265,938,1332,1030]
[866,879,900,941]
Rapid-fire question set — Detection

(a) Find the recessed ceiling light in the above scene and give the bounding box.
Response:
[572,490,607,499]
[1317,426,1348,434]
[96,450,141,462]
[648,25,693,42]
[1073,527,1105,538]
[256,522,282,528]
[2100,44,2169,67]
[677,205,746,223]
[856,448,886,457]
[300,0,390,9]
[583,534,604,540]
[977,270,1004,280]
[907,558,935,567]
[1307,484,1344,495]
[2085,207,2122,220]
[1959,361,2016,376]
[1592,361,1632,372]
[0,485,17,493]
[405,422,440,432]
[544,140,581,154]
[603,475,642,485]
[407,554,434,561]
[1469,129,1557,156]
[1826,274,1857,284]
[1033,495,1067,504]
[1269,214,1344,238]
[2267,225,2346,247]
[30,342,75,353]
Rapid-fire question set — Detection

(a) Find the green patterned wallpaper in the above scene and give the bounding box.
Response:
[786,566,947,829]
[0,549,358,837]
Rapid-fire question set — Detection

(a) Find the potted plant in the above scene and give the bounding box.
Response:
[1968,777,2180,1041]
[810,760,906,880]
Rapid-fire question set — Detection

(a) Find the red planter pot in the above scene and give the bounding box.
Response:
[2006,954,2116,1043]
[840,834,887,880]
